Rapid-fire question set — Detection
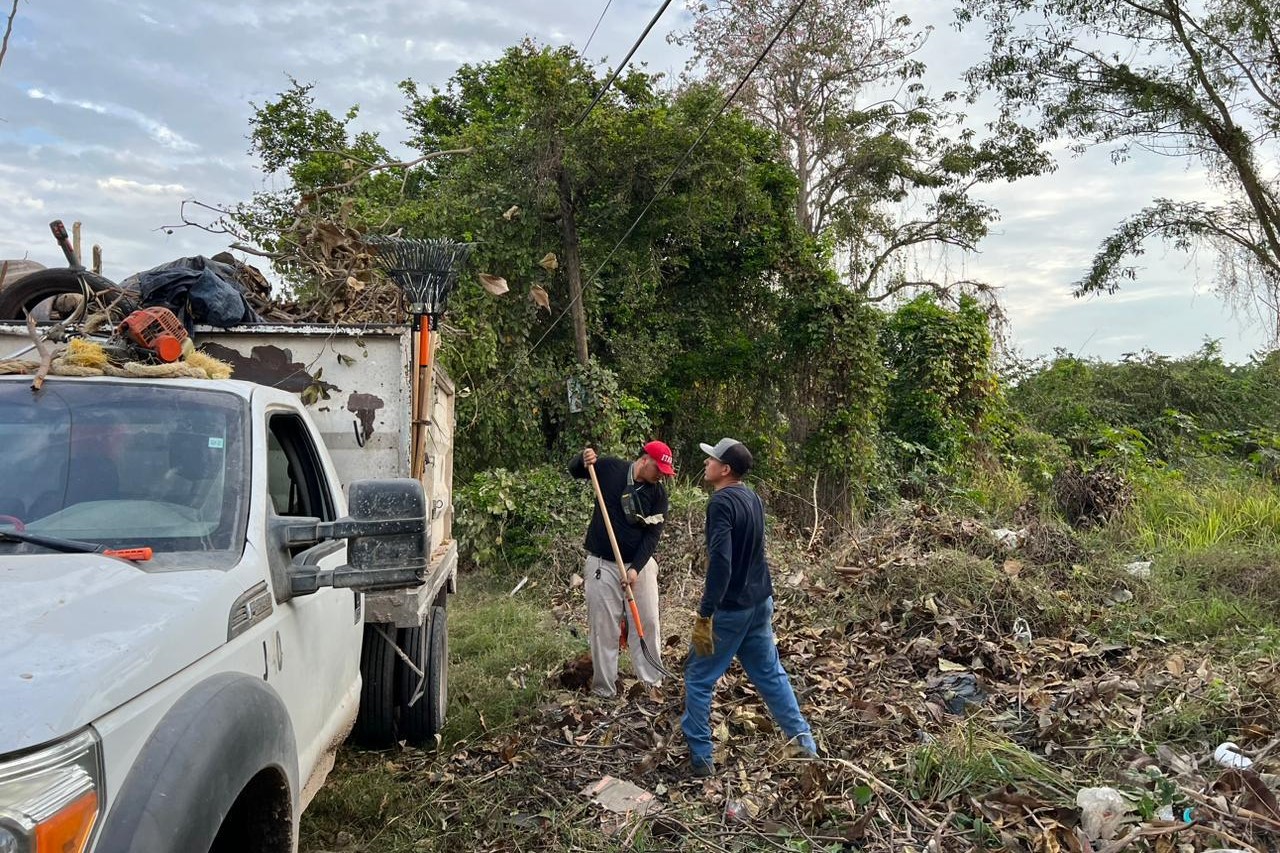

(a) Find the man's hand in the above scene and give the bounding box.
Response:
[582,447,598,466]
[626,567,639,587]
[691,615,714,657]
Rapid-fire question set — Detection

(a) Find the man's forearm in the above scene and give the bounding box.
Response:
[698,567,729,618]
[700,502,733,616]
[631,524,663,572]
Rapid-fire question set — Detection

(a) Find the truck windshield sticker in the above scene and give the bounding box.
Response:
[209,437,225,449]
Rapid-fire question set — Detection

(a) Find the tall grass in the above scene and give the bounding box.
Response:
[1112,466,1280,647]
[442,579,585,743]
[1129,468,1280,553]
[946,463,1033,523]
[905,720,1075,804]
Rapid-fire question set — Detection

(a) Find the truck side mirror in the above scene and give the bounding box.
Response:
[282,479,429,597]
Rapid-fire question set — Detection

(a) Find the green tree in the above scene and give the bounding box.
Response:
[962,0,1280,340]
[230,43,835,486]
[1007,341,1280,460]
[883,294,998,461]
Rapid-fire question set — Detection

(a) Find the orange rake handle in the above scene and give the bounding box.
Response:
[586,458,673,679]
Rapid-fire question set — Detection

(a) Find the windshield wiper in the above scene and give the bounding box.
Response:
[0,529,152,561]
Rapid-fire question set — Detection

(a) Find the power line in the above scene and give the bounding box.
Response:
[510,0,809,375]
[581,0,613,57]
[574,0,676,127]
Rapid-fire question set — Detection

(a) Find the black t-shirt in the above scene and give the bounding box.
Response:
[568,453,668,570]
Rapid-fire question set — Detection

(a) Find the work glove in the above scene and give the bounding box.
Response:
[691,615,714,657]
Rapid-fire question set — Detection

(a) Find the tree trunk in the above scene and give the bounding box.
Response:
[556,162,590,366]
[794,128,814,235]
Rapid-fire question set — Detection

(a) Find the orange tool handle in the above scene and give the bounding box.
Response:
[586,460,650,642]
[626,598,648,642]
[417,316,431,367]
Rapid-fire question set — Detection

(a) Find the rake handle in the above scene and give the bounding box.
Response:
[586,460,650,643]
[410,314,432,480]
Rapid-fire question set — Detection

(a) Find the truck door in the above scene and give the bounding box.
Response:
[262,410,363,778]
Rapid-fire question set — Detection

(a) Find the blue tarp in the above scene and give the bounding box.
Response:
[127,256,261,332]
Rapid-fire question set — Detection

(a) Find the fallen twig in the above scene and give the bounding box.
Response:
[1097,822,1196,853]
[831,758,941,832]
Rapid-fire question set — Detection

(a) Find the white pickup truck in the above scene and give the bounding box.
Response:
[0,323,457,853]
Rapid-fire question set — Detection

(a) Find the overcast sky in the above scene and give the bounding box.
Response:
[0,0,1269,362]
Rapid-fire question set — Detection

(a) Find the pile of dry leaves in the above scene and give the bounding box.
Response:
[415,503,1280,852]
[301,500,1279,852]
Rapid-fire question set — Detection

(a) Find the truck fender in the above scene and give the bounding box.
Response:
[96,672,299,853]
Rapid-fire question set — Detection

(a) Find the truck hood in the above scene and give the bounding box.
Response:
[0,554,239,754]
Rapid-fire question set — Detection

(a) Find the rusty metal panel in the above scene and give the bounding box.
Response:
[199,324,458,627]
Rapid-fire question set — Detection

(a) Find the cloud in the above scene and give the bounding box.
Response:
[97,177,189,196]
[2,0,1269,362]
[26,88,198,152]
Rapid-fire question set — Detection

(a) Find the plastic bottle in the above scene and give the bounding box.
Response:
[1213,742,1253,769]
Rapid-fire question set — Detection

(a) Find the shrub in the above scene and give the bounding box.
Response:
[454,465,592,578]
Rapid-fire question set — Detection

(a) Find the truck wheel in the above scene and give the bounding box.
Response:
[352,623,397,748]
[397,604,448,744]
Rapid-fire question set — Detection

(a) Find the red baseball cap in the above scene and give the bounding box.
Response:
[642,440,676,477]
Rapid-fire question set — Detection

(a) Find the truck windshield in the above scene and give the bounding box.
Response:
[0,380,248,567]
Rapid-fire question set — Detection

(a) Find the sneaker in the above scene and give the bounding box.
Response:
[783,737,818,760]
[690,757,715,778]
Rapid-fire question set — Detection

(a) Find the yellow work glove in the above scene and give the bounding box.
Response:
[691,615,714,657]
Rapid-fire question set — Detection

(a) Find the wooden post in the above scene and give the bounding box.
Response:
[72,222,82,266]
[92,245,102,275]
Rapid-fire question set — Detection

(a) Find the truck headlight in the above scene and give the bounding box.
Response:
[0,730,102,853]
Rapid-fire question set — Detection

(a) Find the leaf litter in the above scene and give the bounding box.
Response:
[308,501,1280,852]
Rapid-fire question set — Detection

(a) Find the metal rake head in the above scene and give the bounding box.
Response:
[365,236,474,321]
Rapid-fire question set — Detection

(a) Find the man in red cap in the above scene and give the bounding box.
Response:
[569,441,675,696]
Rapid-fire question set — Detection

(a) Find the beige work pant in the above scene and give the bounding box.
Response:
[584,554,663,696]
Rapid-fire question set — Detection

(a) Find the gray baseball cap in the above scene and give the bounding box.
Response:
[699,437,753,476]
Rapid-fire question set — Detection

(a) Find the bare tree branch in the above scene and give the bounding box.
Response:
[0,0,19,74]
[310,146,473,195]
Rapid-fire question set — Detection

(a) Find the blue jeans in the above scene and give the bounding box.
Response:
[681,597,815,764]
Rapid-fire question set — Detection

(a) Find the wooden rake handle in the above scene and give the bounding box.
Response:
[585,459,649,641]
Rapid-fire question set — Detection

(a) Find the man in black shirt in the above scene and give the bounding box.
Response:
[569,441,674,696]
[681,438,816,776]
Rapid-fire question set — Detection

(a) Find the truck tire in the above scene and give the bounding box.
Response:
[397,604,448,743]
[430,604,449,731]
[351,623,397,748]
[0,267,132,319]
